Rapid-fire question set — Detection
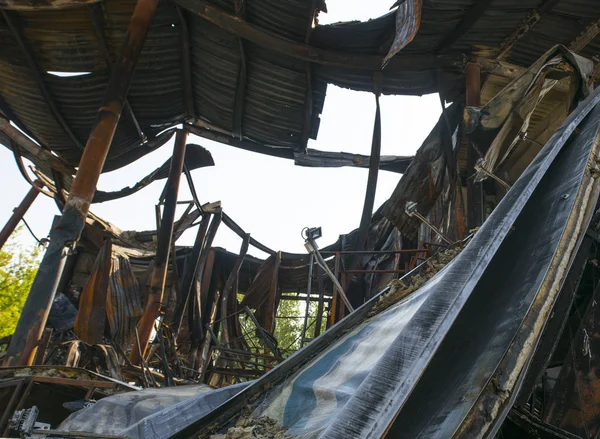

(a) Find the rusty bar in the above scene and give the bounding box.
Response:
[465,62,483,230]
[219,235,250,347]
[131,130,188,365]
[3,0,159,367]
[33,328,52,365]
[314,264,325,337]
[0,179,42,250]
[300,253,315,347]
[173,212,211,334]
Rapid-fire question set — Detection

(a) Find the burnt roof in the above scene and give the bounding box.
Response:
[0,0,599,180]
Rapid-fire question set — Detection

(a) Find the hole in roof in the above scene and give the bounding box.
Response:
[47,71,92,77]
[318,0,395,25]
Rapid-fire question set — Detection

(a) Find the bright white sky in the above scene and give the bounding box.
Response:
[0,0,441,258]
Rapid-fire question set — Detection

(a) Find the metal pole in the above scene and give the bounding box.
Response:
[3,0,159,367]
[300,253,314,346]
[131,130,188,365]
[0,180,43,250]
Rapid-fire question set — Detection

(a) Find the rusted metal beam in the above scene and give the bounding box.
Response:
[0,0,100,10]
[73,239,112,345]
[176,5,196,120]
[3,0,159,367]
[465,62,483,230]
[131,130,188,365]
[89,3,146,143]
[2,10,84,151]
[173,213,210,335]
[173,0,439,71]
[0,179,43,250]
[495,0,561,60]
[220,235,250,346]
[437,0,494,52]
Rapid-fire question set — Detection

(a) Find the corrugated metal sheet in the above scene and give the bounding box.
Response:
[0,0,599,175]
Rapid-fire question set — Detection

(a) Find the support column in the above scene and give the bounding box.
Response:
[131,130,188,365]
[465,62,483,230]
[0,180,43,250]
[3,0,159,367]
[355,76,382,253]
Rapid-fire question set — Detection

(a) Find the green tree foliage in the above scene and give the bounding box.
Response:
[0,230,40,339]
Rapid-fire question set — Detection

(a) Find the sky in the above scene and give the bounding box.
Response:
[0,0,441,258]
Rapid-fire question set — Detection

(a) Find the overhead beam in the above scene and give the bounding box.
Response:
[472,57,570,93]
[0,117,75,175]
[2,10,84,151]
[185,124,412,173]
[495,0,561,60]
[0,0,100,10]
[569,18,600,53]
[89,3,146,143]
[437,0,494,52]
[173,0,439,71]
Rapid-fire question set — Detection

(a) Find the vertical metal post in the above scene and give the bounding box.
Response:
[300,253,314,346]
[355,78,382,253]
[314,264,325,337]
[465,62,483,230]
[3,0,159,367]
[131,130,188,365]
[0,180,42,250]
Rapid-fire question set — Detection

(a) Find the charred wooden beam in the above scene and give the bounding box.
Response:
[569,18,600,53]
[131,130,188,365]
[437,0,494,52]
[0,0,100,10]
[495,0,561,60]
[173,0,440,71]
[89,3,146,143]
[2,10,84,150]
[0,179,43,250]
[466,62,483,230]
[176,5,196,120]
[3,0,159,367]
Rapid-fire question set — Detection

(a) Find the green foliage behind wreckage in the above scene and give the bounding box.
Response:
[0,229,40,340]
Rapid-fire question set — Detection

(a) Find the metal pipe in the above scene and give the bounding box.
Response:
[131,130,188,365]
[300,253,314,347]
[3,0,159,367]
[0,179,43,250]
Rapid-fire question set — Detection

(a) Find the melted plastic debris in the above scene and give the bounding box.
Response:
[369,243,466,316]
[210,416,289,439]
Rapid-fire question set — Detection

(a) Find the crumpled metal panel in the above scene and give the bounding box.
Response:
[382,0,421,66]
[170,85,600,439]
